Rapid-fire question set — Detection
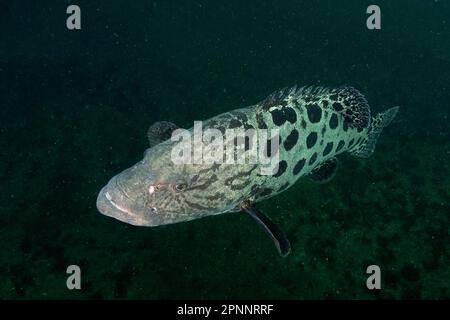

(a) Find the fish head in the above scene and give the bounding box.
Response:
[96,142,236,226]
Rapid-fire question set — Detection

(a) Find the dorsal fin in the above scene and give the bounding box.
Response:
[258,85,332,109]
[258,86,292,110]
[147,121,179,147]
[327,87,371,129]
[258,85,371,129]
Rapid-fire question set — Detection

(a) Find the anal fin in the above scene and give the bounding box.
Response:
[307,157,339,184]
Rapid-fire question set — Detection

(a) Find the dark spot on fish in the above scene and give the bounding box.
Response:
[184,199,212,211]
[256,114,268,129]
[323,142,333,156]
[224,173,243,187]
[197,164,220,176]
[216,126,226,134]
[329,114,338,129]
[284,107,297,123]
[190,174,218,191]
[293,158,306,175]
[329,94,338,100]
[271,109,286,126]
[246,165,258,175]
[309,153,317,165]
[306,103,322,123]
[343,121,349,132]
[335,140,345,152]
[243,123,254,130]
[343,117,352,128]
[273,160,287,178]
[306,132,317,149]
[322,100,329,107]
[357,126,363,133]
[321,126,326,136]
[229,119,242,128]
[283,129,299,151]
[332,102,343,112]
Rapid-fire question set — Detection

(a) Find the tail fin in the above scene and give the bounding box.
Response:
[352,106,399,158]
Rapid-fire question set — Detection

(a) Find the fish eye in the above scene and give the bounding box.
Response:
[173,183,187,192]
[150,207,158,213]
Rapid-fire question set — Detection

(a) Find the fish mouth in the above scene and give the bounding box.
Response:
[104,189,132,215]
[96,177,155,227]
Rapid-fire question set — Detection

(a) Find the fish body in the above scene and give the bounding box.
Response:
[97,86,398,256]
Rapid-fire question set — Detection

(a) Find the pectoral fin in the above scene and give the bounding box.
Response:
[241,202,291,257]
[147,121,179,147]
[307,157,339,184]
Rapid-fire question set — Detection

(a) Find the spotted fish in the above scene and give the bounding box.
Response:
[96,86,399,256]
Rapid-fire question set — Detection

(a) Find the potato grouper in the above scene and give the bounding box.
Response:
[97,86,399,256]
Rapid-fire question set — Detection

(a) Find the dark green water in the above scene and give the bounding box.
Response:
[1,0,449,299]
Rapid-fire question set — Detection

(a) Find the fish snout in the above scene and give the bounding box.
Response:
[96,175,158,227]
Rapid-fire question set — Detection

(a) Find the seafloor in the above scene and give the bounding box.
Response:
[0,0,449,299]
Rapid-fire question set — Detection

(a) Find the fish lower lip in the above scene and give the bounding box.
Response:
[105,191,131,215]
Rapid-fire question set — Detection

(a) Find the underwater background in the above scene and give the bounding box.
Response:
[1,0,449,299]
